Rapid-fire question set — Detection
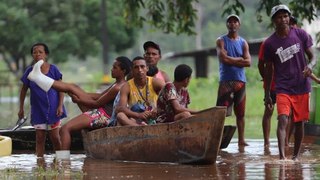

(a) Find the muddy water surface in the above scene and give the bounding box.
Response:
[1,139,320,179]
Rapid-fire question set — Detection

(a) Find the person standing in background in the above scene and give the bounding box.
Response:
[216,14,251,146]
[258,41,277,147]
[264,4,315,160]
[143,41,170,82]
[18,42,67,157]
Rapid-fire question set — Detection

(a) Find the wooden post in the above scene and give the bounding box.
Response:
[194,54,208,78]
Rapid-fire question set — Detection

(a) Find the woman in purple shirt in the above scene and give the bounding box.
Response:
[18,43,67,157]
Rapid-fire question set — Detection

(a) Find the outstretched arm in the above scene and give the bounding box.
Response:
[170,99,197,115]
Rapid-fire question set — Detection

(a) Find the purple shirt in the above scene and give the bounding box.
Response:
[264,28,313,95]
[156,83,190,123]
[21,64,67,125]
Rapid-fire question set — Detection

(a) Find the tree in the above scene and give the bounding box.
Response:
[221,0,320,42]
[0,0,137,78]
[123,0,199,35]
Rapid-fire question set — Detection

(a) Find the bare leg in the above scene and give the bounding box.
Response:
[292,121,304,160]
[237,117,248,146]
[233,85,248,146]
[277,115,288,159]
[28,60,89,98]
[35,129,46,157]
[286,114,294,146]
[52,81,89,98]
[48,127,61,151]
[174,111,192,121]
[262,105,274,147]
[60,114,92,150]
[117,112,140,126]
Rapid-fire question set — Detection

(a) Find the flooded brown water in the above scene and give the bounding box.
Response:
[1,139,320,179]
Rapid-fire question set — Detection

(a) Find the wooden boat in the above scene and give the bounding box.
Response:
[0,125,234,153]
[0,108,235,154]
[221,125,236,149]
[82,106,226,164]
[0,135,12,156]
[0,126,83,152]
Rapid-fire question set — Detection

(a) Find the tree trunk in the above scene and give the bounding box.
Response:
[101,0,109,81]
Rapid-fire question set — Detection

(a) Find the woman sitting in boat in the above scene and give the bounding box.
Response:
[156,64,198,123]
[27,56,132,159]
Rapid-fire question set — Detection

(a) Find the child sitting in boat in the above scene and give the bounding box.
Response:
[156,64,198,123]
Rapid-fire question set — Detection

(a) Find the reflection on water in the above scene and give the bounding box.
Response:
[1,139,320,179]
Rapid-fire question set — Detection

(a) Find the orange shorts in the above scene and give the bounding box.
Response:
[276,93,309,122]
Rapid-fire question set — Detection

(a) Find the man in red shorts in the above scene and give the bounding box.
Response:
[264,4,316,160]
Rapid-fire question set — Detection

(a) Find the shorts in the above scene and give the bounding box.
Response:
[33,120,61,130]
[216,81,246,118]
[83,108,111,129]
[276,93,309,122]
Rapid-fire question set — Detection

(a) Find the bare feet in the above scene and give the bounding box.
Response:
[292,155,300,161]
[238,141,249,146]
[280,155,286,160]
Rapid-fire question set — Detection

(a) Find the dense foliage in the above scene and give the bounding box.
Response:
[0,0,136,77]
[222,0,320,42]
[0,0,319,78]
[124,0,198,35]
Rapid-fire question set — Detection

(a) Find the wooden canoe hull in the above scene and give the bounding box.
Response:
[0,124,234,153]
[82,106,226,164]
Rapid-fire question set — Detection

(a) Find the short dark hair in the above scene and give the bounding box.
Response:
[132,56,146,63]
[31,43,50,55]
[174,64,192,82]
[116,56,132,75]
[143,41,161,55]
